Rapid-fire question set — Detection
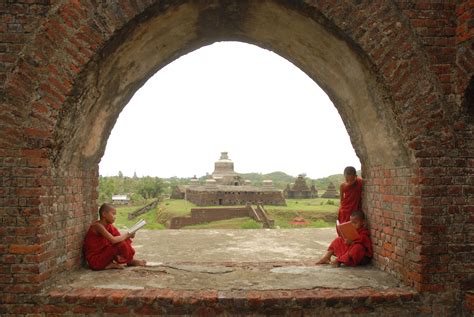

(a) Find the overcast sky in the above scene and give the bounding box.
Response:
[99,42,360,179]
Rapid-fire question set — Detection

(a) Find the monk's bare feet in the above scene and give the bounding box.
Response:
[128,259,147,267]
[330,259,341,267]
[316,257,331,265]
[316,251,333,265]
[104,262,125,270]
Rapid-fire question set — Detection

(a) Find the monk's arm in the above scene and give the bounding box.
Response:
[93,223,130,244]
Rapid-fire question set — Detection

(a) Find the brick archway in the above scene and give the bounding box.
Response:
[1,1,473,314]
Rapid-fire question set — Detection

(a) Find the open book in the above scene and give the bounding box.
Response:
[336,220,360,240]
[128,219,146,234]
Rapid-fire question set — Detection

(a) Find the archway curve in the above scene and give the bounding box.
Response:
[5,0,455,169]
[2,0,455,290]
[53,2,413,170]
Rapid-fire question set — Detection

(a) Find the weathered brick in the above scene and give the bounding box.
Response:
[0,1,472,315]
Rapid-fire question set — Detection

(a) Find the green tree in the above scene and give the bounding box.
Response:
[98,176,116,204]
[138,176,164,199]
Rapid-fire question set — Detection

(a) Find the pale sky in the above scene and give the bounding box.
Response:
[99,42,360,179]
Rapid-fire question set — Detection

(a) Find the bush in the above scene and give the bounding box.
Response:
[130,193,145,204]
[326,200,335,205]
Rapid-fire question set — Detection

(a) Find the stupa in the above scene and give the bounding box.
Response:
[284,174,318,199]
[321,181,339,198]
[183,152,286,206]
[211,152,242,185]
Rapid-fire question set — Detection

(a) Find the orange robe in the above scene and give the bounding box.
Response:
[338,177,363,223]
[328,227,373,266]
[83,222,135,270]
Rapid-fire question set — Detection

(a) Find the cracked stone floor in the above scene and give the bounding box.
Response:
[50,228,404,291]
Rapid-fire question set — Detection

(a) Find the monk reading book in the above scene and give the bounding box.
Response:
[83,203,146,270]
[336,220,360,241]
[338,166,363,223]
[317,210,373,267]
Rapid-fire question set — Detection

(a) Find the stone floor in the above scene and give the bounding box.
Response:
[51,228,404,291]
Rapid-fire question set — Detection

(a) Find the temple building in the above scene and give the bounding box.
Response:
[321,182,339,198]
[170,185,186,199]
[183,152,286,206]
[284,174,318,199]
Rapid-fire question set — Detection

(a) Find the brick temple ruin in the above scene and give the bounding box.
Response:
[284,174,318,199]
[182,152,286,206]
[1,1,473,315]
[321,182,339,198]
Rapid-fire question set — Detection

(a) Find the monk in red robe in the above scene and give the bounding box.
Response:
[317,211,373,267]
[338,166,363,223]
[83,203,146,270]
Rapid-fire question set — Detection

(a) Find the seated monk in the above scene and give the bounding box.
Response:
[317,210,373,267]
[83,203,146,270]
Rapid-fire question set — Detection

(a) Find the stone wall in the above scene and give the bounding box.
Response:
[185,188,286,206]
[0,0,473,315]
[168,207,251,229]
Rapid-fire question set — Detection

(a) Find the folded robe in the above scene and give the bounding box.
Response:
[329,226,373,266]
[83,222,135,270]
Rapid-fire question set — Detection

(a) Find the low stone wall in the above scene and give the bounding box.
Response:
[127,199,159,220]
[169,207,250,229]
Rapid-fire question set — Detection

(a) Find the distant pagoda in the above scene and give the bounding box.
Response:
[211,152,242,186]
[321,182,339,198]
[180,152,286,206]
[284,174,318,199]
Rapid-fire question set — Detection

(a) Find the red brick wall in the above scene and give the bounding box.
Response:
[456,1,474,44]
[395,1,457,97]
[0,1,53,97]
[456,1,474,102]
[363,166,416,286]
[0,1,473,315]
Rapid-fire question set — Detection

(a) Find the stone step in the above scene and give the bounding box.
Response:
[29,287,421,316]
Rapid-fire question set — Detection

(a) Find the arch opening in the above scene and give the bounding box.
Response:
[6,0,427,291]
[45,1,417,285]
[52,1,412,172]
[98,41,361,180]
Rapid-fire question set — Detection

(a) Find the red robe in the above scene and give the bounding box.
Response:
[329,227,373,266]
[338,177,363,223]
[83,222,135,270]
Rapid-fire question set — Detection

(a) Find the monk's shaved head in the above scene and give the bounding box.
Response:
[344,166,357,176]
[99,203,115,218]
[350,210,365,220]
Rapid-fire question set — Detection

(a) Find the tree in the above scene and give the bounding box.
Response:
[137,177,164,199]
[98,176,116,204]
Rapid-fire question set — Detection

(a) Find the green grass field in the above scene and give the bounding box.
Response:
[113,197,339,230]
[114,202,166,230]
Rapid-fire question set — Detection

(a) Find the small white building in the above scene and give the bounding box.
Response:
[112,194,130,205]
